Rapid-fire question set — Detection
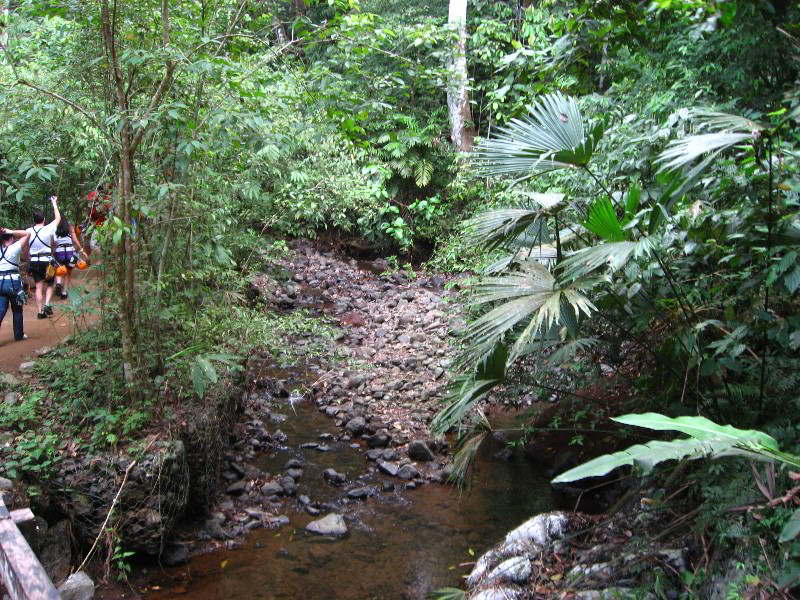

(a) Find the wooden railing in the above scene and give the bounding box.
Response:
[0,497,60,599]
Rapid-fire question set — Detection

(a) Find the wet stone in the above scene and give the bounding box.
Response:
[407,440,435,462]
[365,449,384,461]
[284,458,303,469]
[286,468,303,480]
[347,486,374,499]
[205,520,228,540]
[160,543,190,567]
[225,481,247,496]
[261,482,284,497]
[306,513,347,536]
[345,416,366,436]
[323,468,346,485]
[378,461,399,477]
[280,477,297,496]
[397,464,419,480]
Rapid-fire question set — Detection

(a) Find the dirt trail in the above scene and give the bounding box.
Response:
[0,270,93,373]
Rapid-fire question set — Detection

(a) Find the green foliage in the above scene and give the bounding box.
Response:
[552,413,796,484]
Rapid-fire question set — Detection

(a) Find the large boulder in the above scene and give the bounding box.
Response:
[467,512,572,589]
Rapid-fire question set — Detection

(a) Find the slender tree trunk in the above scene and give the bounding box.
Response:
[447,0,475,153]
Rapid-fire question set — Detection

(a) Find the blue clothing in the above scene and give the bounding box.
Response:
[0,276,24,341]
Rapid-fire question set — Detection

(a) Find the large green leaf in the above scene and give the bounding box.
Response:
[613,413,779,450]
[552,438,734,483]
[553,412,788,484]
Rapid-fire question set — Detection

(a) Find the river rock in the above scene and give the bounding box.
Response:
[323,468,346,484]
[58,571,95,600]
[287,468,304,480]
[4,391,20,405]
[469,588,523,600]
[160,543,191,566]
[205,519,228,540]
[347,487,374,499]
[280,476,298,496]
[396,464,419,480]
[261,481,284,497]
[345,416,366,436]
[365,449,384,461]
[366,430,391,448]
[225,480,247,495]
[306,513,347,536]
[378,461,399,477]
[407,440,435,461]
[484,556,532,585]
[284,458,303,469]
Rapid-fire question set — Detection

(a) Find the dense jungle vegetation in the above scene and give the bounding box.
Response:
[1,0,800,596]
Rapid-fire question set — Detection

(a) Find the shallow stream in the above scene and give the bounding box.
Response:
[147,397,554,600]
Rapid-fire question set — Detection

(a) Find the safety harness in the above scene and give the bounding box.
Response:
[29,226,52,262]
[55,234,74,253]
[0,244,20,280]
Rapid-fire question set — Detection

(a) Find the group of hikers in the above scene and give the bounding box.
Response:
[0,185,110,343]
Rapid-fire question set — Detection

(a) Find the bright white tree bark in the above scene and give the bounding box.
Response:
[447,0,475,153]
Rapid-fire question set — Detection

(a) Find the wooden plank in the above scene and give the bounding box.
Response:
[0,499,60,600]
[9,509,34,526]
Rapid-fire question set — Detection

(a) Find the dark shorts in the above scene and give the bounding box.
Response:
[55,250,75,268]
[29,261,49,283]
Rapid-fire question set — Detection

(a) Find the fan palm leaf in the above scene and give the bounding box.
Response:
[657,109,765,176]
[473,93,606,181]
[558,237,658,281]
[456,260,595,370]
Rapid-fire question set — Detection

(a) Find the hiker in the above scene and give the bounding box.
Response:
[26,195,61,319]
[86,183,112,256]
[54,217,87,300]
[0,227,31,341]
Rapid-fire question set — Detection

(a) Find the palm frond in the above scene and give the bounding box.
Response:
[432,345,507,435]
[472,93,605,181]
[656,132,754,174]
[682,109,764,133]
[456,261,595,370]
[585,197,625,241]
[559,237,658,281]
[463,208,541,249]
[656,108,764,176]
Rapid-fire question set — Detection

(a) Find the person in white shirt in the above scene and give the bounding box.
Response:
[25,196,61,319]
[0,227,31,341]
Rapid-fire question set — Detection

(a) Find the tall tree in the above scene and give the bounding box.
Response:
[446,0,474,152]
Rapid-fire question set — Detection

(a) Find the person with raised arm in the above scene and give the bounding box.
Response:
[26,195,61,319]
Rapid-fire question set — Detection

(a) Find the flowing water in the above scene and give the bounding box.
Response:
[146,396,555,600]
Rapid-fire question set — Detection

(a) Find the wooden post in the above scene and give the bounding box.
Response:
[0,498,60,600]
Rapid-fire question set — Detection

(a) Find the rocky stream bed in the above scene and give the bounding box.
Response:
[5,240,703,599]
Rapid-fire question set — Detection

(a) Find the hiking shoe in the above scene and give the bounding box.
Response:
[37,312,47,319]
[60,292,68,299]
[43,304,53,315]
[15,334,28,341]
[55,283,62,296]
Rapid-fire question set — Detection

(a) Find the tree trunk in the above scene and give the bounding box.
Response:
[447,0,475,153]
